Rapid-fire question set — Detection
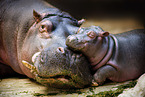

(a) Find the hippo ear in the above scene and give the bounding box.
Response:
[100,31,109,37]
[78,19,85,26]
[33,10,43,23]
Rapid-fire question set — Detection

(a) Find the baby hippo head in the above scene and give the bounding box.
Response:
[66,26,109,53]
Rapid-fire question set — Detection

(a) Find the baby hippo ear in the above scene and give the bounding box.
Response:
[33,10,43,23]
[100,31,109,37]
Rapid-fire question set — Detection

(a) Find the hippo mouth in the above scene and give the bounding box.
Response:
[35,73,87,89]
[22,47,93,89]
[22,60,91,89]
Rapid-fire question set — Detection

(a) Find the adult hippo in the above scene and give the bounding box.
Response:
[66,26,145,85]
[0,0,92,88]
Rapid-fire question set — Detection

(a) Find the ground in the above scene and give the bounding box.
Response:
[0,76,137,97]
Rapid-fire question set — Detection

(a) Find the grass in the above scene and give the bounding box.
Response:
[86,80,137,97]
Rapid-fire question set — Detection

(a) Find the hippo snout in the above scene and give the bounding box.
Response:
[66,36,86,51]
[23,45,93,89]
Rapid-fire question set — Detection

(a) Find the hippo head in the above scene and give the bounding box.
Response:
[66,26,110,66]
[66,26,109,51]
[20,10,92,88]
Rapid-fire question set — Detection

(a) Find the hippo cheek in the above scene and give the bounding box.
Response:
[23,47,93,89]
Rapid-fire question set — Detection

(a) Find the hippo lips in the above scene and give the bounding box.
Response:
[22,60,85,88]
[35,73,87,89]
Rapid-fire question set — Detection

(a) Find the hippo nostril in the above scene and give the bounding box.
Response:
[57,47,65,53]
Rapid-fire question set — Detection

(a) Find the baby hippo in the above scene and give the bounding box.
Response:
[66,26,145,85]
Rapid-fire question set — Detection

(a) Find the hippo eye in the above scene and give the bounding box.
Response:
[39,24,46,33]
[39,20,53,33]
[38,20,53,38]
[87,31,97,38]
[41,25,45,29]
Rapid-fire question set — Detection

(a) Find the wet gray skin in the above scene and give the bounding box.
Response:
[0,0,92,89]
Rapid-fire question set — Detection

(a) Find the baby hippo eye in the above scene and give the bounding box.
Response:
[39,20,53,33]
[87,31,97,38]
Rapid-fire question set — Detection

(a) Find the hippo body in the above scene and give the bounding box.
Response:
[66,26,145,84]
[0,0,92,88]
